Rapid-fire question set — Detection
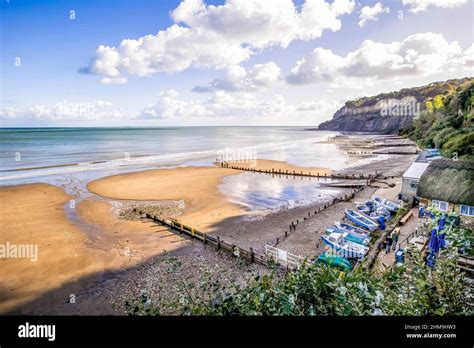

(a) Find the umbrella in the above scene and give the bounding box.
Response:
[427,250,436,268]
[438,216,446,230]
[438,232,446,249]
[377,215,386,231]
[428,228,440,253]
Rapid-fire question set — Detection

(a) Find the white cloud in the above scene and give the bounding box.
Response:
[101,77,128,85]
[3,92,340,124]
[139,89,339,120]
[287,32,472,85]
[24,100,128,120]
[402,0,469,13]
[193,62,282,92]
[84,0,355,83]
[358,2,390,27]
[0,107,20,119]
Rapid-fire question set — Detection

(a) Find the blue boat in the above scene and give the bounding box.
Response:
[345,209,378,231]
[335,221,370,236]
[356,204,371,214]
[317,252,353,270]
[321,232,369,259]
[373,196,400,213]
[365,207,391,221]
[325,227,369,245]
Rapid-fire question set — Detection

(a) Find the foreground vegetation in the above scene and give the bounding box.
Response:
[407,82,474,160]
[125,246,473,316]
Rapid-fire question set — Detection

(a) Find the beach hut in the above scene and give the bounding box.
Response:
[400,162,430,203]
[417,159,474,228]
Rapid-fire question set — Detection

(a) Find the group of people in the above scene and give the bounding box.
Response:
[384,229,400,254]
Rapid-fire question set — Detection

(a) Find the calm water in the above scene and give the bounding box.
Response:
[0,127,356,181]
[0,127,385,211]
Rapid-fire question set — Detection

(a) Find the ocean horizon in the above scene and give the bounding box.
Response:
[0,126,378,185]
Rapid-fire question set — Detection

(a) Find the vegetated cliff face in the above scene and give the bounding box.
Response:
[318,77,474,134]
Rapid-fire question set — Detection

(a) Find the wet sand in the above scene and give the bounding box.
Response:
[87,159,331,232]
[0,184,97,313]
[0,184,187,314]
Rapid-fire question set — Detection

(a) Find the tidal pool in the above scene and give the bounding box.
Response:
[219,172,343,212]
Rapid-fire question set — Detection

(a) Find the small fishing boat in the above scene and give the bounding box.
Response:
[325,227,369,245]
[366,207,391,221]
[356,204,371,214]
[321,232,369,259]
[317,252,353,270]
[373,196,400,213]
[345,209,378,231]
[335,221,370,236]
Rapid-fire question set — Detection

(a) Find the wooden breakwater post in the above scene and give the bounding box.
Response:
[139,212,273,267]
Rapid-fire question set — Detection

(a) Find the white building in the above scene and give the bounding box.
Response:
[401,162,430,201]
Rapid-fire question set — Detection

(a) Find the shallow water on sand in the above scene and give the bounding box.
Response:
[219,172,342,212]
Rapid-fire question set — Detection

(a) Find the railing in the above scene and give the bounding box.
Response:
[265,245,311,270]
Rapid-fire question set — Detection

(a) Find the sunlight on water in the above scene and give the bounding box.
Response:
[219,172,342,211]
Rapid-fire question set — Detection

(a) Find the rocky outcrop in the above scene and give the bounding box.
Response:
[318,77,473,134]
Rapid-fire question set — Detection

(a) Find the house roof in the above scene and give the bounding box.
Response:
[402,162,430,180]
[417,159,474,206]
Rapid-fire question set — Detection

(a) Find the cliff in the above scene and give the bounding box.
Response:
[318,77,474,134]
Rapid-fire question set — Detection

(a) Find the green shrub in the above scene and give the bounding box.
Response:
[125,247,472,316]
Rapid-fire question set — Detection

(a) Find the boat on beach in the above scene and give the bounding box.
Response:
[335,221,370,236]
[345,209,378,231]
[366,208,391,221]
[317,251,353,270]
[356,201,391,219]
[373,196,400,213]
[325,227,370,245]
[356,204,371,214]
[321,232,369,259]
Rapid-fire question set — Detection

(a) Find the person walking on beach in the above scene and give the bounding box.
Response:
[391,230,399,251]
[385,235,393,254]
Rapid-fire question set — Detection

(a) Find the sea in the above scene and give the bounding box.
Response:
[0,127,387,210]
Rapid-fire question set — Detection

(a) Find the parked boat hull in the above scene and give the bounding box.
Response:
[345,209,378,231]
[321,234,368,259]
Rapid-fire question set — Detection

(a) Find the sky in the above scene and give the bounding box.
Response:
[0,0,473,127]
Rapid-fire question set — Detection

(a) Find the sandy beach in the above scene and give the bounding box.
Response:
[87,159,331,231]
[0,184,188,314]
[0,146,415,314]
[1,158,330,314]
[0,184,97,313]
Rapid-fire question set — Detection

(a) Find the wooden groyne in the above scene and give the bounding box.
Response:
[346,149,418,155]
[275,186,366,248]
[220,162,385,181]
[139,212,269,267]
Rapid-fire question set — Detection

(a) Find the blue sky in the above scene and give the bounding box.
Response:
[1,0,473,126]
